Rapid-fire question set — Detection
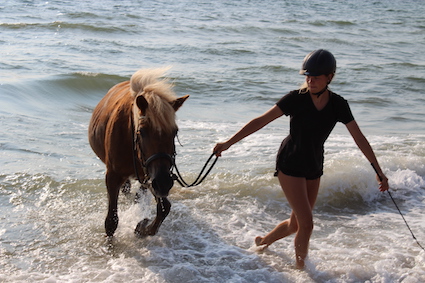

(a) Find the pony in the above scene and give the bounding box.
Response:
[88,68,189,237]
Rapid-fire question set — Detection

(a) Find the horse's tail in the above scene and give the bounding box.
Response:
[130,67,175,99]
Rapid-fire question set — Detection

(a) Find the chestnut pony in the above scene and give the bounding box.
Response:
[88,68,189,237]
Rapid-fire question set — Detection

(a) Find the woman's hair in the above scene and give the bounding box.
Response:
[299,81,308,94]
[298,74,335,94]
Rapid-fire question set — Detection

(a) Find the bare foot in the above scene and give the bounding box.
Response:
[254,236,269,251]
[255,236,263,245]
[295,256,305,270]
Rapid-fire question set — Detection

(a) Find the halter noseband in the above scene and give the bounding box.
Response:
[144,152,175,170]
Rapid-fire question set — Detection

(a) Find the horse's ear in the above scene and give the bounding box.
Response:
[171,95,189,111]
[136,95,149,113]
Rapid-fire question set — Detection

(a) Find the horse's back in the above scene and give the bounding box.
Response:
[88,81,134,173]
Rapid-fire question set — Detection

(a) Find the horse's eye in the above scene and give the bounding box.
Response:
[138,128,147,138]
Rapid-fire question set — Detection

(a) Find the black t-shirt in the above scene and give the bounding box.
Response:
[275,89,354,179]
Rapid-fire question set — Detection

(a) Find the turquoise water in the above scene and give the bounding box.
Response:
[1,0,424,282]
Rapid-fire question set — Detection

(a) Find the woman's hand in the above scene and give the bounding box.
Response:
[212,106,284,158]
[213,142,231,157]
[377,173,389,192]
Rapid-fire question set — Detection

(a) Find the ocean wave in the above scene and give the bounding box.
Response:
[0,21,126,33]
[350,97,393,107]
[309,20,356,27]
[65,11,103,19]
[176,152,425,213]
[53,72,127,92]
[406,76,425,83]
[1,73,126,103]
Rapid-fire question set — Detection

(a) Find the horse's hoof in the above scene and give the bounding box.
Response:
[105,213,119,237]
[105,236,115,251]
[134,218,150,238]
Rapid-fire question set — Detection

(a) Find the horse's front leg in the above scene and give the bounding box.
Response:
[135,197,171,237]
[105,171,126,237]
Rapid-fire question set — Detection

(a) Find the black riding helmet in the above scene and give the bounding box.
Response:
[300,49,336,76]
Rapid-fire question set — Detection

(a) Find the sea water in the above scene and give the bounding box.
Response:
[1,0,424,282]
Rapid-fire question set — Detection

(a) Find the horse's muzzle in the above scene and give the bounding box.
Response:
[143,152,175,197]
[151,169,174,198]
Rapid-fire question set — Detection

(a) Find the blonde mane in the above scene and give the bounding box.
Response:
[130,68,177,134]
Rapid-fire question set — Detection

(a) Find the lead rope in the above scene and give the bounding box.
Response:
[371,163,425,251]
[173,152,219,187]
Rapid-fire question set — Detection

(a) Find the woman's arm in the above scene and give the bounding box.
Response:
[345,120,389,191]
[213,105,284,156]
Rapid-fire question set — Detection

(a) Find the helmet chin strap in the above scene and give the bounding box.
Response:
[312,86,328,98]
[311,80,331,97]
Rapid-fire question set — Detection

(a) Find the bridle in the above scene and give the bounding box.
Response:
[131,114,176,184]
[131,111,219,189]
[144,152,175,171]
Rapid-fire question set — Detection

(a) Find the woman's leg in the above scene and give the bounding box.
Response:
[288,175,320,269]
[255,211,298,248]
[255,172,320,269]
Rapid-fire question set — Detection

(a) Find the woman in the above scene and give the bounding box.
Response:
[213,49,389,269]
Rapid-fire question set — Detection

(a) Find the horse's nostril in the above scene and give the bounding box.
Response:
[152,174,174,197]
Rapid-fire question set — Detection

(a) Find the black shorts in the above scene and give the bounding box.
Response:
[275,166,323,180]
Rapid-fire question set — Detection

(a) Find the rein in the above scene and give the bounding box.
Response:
[131,113,218,188]
[172,152,219,187]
